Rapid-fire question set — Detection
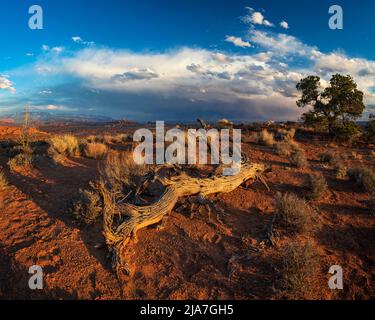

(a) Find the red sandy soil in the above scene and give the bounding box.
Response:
[0,125,374,300]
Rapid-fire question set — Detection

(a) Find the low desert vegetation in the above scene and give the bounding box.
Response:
[290,147,308,168]
[274,192,312,235]
[7,153,34,172]
[49,135,80,156]
[278,241,319,299]
[347,167,375,193]
[319,152,335,164]
[306,172,328,200]
[71,184,103,224]
[255,129,275,146]
[334,161,347,179]
[275,141,292,156]
[83,142,108,159]
[276,128,296,141]
[100,151,150,198]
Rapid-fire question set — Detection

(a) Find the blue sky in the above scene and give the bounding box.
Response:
[0,0,374,121]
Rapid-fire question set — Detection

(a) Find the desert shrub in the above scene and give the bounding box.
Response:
[347,167,375,193]
[306,172,327,200]
[7,153,33,172]
[100,151,150,198]
[276,128,296,141]
[278,241,319,299]
[275,141,292,156]
[290,148,307,168]
[71,186,103,224]
[274,193,312,234]
[368,197,375,215]
[0,171,7,188]
[83,143,108,159]
[319,152,334,164]
[256,129,275,146]
[334,161,347,179]
[49,135,79,156]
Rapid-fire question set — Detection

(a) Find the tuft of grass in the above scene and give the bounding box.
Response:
[278,241,319,299]
[71,185,103,224]
[256,129,275,146]
[274,193,312,234]
[319,152,334,164]
[49,135,79,156]
[0,171,8,188]
[7,153,33,172]
[275,141,292,157]
[306,172,328,200]
[334,161,347,179]
[83,143,108,159]
[290,148,307,168]
[347,167,375,193]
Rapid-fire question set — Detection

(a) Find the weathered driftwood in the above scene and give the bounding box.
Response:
[100,161,265,276]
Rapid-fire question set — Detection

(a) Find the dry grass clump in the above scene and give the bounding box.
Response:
[256,129,275,146]
[276,128,296,141]
[7,153,34,172]
[0,171,8,188]
[100,151,149,198]
[319,152,334,164]
[49,135,79,156]
[347,167,375,193]
[334,161,347,179]
[274,193,312,234]
[71,185,103,224]
[306,172,328,200]
[278,241,319,299]
[290,147,307,168]
[83,143,108,159]
[275,140,299,157]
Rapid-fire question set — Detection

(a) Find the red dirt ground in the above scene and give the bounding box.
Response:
[0,125,374,300]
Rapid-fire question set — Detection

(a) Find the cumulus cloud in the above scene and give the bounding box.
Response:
[242,9,274,27]
[0,75,16,93]
[225,36,252,48]
[3,5,375,121]
[280,21,289,29]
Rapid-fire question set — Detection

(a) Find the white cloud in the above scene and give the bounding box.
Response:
[225,36,252,48]
[0,75,16,93]
[280,21,289,29]
[72,36,82,43]
[42,45,64,54]
[32,104,74,111]
[72,36,95,46]
[243,11,274,27]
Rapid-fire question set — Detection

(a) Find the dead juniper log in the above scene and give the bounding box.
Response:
[99,161,265,276]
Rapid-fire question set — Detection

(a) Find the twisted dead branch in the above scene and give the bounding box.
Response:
[98,120,266,277]
[100,161,265,276]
